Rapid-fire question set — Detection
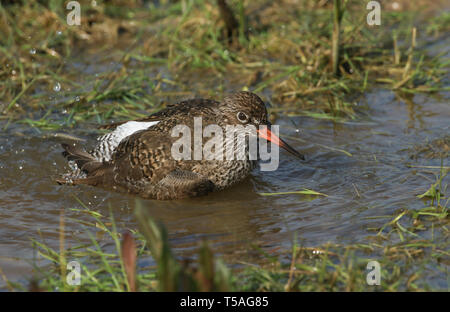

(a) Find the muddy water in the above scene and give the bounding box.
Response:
[1,85,448,288]
[1,41,449,289]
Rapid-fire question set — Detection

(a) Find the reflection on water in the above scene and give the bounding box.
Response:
[0,88,448,288]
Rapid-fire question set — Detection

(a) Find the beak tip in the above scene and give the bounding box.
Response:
[258,127,305,160]
[294,151,305,160]
[284,148,306,160]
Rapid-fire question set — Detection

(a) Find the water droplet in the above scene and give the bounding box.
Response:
[30,48,36,55]
[56,30,62,36]
[19,166,23,170]
[53,82,61,92]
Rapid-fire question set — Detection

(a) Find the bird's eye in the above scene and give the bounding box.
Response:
[237,112,248,123]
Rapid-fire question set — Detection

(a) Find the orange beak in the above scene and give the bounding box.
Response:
[257,126,305,160]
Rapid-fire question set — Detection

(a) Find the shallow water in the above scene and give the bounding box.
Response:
[2,18,450,288]
[1,80,448,288]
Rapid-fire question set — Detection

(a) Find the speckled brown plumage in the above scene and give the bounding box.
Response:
[57,91,303,200]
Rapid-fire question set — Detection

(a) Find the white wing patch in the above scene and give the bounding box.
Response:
[92,121,159,161]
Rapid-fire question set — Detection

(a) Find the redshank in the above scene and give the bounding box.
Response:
[57,91,304,199]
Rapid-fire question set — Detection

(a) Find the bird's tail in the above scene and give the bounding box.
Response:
[55,143,111,186]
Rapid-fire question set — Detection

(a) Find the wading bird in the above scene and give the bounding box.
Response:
[57,91,304,199]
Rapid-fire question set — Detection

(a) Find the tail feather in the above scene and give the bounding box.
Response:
[61,143,97,168]
[80,161,104,173]
[54,175,103,186]
[59,143,111,186]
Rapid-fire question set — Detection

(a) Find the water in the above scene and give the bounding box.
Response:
[53,82,61,92]
[0,82,448,288]
[1,23,450,288]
